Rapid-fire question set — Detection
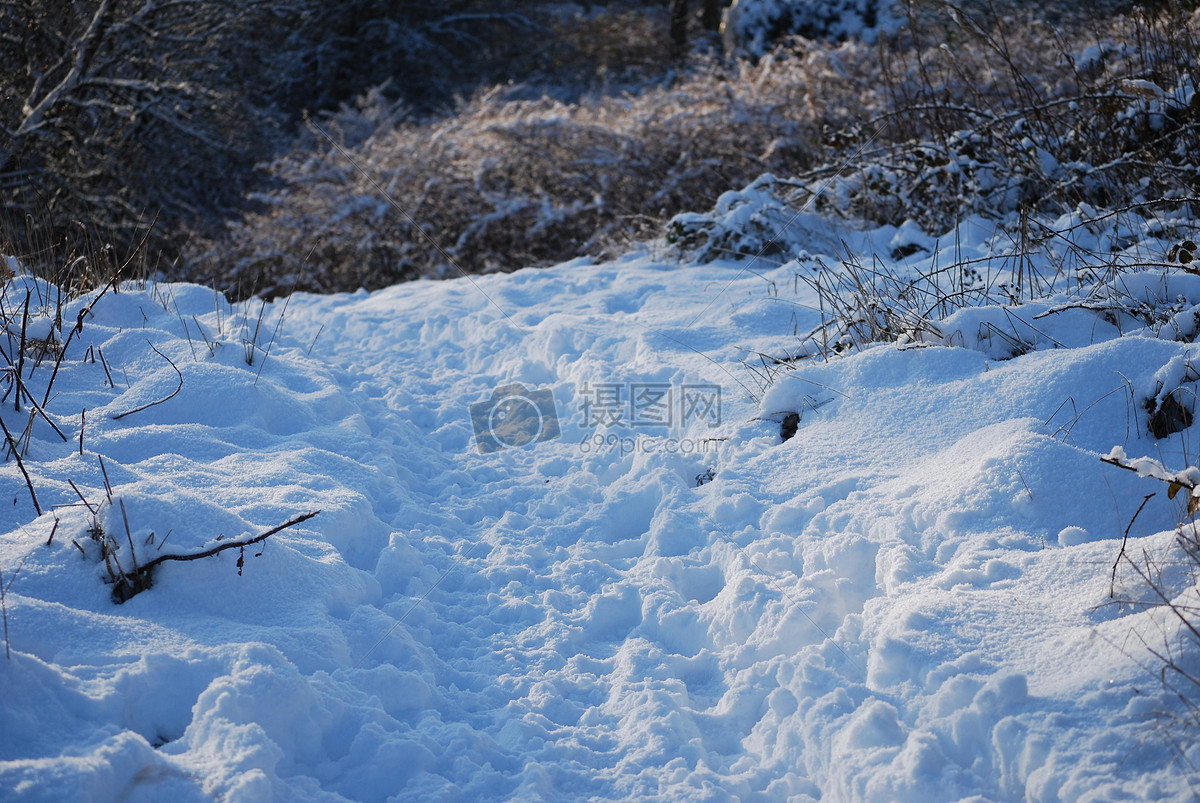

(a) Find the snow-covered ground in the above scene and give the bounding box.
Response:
[2,214,1199,801]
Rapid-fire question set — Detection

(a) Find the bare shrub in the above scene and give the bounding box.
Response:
[0,0,288,276]
[189,1,1200,296]
[795,0,1200,230]
[186,54,828,295]
[672,1,1200,272]
[1,1,656,288]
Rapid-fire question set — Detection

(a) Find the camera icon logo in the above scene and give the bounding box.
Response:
[470,382,561,453]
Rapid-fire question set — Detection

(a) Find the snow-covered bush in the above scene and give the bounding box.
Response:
[171,0,1200,301]
[701,196,1200,363]
[666,174,809,262]
[726,0,904,56]
[807,2,1200,230]
[185,54,831,295]
[673,2,1200,257]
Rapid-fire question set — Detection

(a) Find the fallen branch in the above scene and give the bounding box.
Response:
[110,510,320,604]
[111,341,182,420]
[139,510,320,574]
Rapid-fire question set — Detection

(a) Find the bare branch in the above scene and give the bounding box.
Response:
[1112,493,1156,598]
[139,511,321,573]
[0,413,41,516]
[16,0,113,139]
[111,340,183,420]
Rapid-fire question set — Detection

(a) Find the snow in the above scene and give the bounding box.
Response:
[726,0,905,56]
[2,214,1200,801]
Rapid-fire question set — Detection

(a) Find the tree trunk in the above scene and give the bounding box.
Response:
[670,0,688,58]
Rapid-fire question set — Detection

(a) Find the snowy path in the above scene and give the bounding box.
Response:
[279,261,793,799]
[2,243,1198,800]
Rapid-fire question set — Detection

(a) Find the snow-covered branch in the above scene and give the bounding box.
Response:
[15,0,112,139]
[1102,446,1200,514]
